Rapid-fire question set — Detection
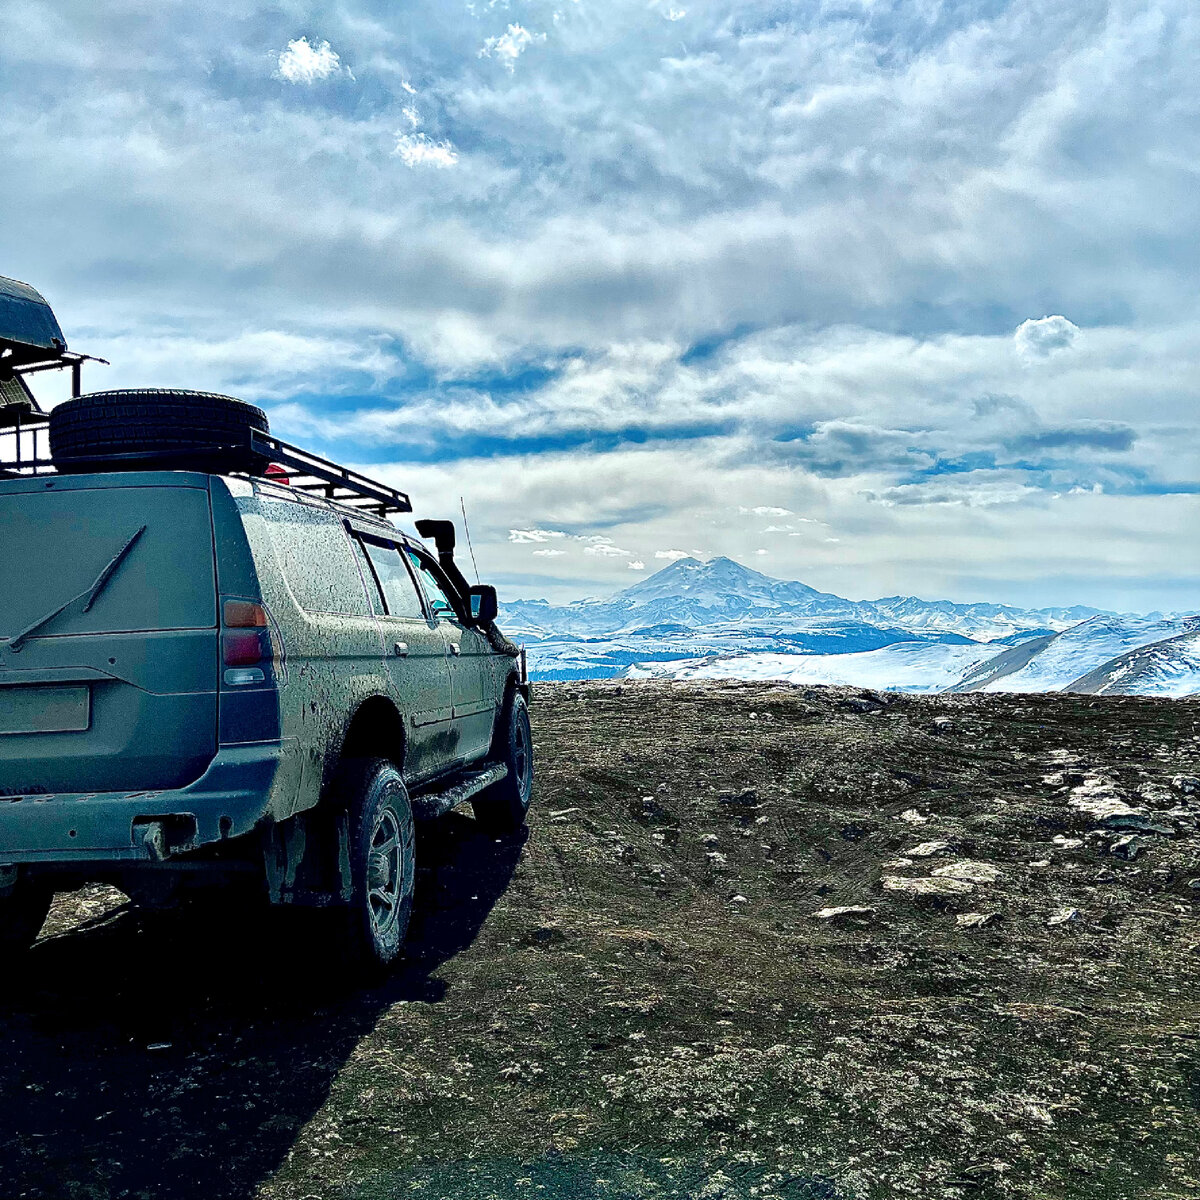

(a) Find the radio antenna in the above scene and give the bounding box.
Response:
[460,495,481,584]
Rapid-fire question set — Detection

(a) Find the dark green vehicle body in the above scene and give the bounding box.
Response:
[0,468,525,900]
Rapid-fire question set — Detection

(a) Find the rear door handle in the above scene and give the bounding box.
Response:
[449,643,461,657]
[393,642,409,657]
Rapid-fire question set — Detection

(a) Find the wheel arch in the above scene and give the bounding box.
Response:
[338,694,407,776]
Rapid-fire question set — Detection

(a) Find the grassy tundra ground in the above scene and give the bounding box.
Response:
[2,682,1199,1200]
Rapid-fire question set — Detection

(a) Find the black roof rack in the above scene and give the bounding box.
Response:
[250,430,411,515]
[0,418,411,517]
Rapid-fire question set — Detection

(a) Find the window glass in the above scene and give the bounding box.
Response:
[406,550,459,620]
[349,537,384,616]
[365,541,426,619]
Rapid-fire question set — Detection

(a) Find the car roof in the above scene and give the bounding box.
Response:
[232,474,424,550]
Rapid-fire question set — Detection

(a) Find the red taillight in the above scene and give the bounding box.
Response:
[222,600,270,668]
[265,464,291,486]
[222,631,263,667]
[224,600,268,628]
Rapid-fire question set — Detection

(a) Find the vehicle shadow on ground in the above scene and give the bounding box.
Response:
[0,813,526,1200]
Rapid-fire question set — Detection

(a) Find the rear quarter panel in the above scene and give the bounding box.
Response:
[230,482,391,819]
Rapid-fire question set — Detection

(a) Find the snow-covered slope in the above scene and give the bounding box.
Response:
[625,641,999,693]
[962,616,1198,694]
[1067,629,1200,697]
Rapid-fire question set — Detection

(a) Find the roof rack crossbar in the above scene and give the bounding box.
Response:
[250,432,410,514]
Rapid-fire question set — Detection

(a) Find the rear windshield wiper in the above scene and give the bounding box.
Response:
[6,525,147,652]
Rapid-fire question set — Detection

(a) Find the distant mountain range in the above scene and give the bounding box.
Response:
[500,557,1200,697]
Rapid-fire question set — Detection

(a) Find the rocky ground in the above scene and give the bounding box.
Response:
[2,682,1199,1200]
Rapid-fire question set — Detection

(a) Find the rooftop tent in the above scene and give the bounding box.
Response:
[0,274,67,364]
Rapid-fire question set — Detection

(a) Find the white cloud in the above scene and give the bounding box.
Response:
[478,23,545,71]
[665,8,687,20]
[276,37,344,85]
[867,478,1043,508]
[532,548,566,556]
[628,560,646,569]
[400,81,417,95]
[741,505,791,516]
[583,538,633,557]
[393,133,459,168]
[754,548,768,555]
[655,549,691,561]
[401,105,421,129]
[1015,315,1080,361]
[509,528,568,543]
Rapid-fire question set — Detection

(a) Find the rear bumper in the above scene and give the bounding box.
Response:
[0,741,287,864]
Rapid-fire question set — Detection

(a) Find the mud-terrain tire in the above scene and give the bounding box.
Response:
[49,389,271,474]
[334,758,416,970]
[472,692,534,834]
[0,880,52,955]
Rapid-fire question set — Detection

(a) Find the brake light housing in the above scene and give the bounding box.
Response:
[220,598,278,685]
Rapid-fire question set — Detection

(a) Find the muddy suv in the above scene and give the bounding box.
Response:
[0,281,532,969]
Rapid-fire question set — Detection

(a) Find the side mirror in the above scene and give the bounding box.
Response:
[467,585,498,624]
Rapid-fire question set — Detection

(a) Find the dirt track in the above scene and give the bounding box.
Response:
[2,681,1199,1200]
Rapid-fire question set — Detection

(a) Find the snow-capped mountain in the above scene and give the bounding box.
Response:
[500,556,1196,695]
[501,557,1093,642]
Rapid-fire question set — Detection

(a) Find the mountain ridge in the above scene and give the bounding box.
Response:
[500,556,1199,695]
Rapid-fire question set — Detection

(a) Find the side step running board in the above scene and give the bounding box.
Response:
[411,762,508,821]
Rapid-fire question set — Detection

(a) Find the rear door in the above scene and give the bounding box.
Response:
[348,529,459,782]
[404,546,497,763]
[0,474,218,796]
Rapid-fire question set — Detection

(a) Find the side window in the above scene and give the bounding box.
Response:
[364,540,427,619]
[406,550,459,621]
[349,537,385,616]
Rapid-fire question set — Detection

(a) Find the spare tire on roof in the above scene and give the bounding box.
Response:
[49,389,271,475]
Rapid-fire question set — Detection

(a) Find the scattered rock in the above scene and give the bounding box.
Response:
[1051,835,1083,849]
[1046,907,1079,926]
[1137,782,1174,805]
[706,851,728,867]
[956,912,997,929]
[933,860,1002,884]
[1109,835,1143,861]
[882,875,974,897]
[717,788,759,807]
[1172,775,1200,795]
[1101,813,1175,836]
[906,840,952,858]
[812,905,875,920]
[898,809,929,825]
[730,894,748,905]
[882,858,914,869]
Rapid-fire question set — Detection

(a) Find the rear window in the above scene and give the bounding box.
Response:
[0,483,216,636]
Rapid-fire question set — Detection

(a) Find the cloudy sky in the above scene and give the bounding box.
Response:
[3,0,1197,611]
